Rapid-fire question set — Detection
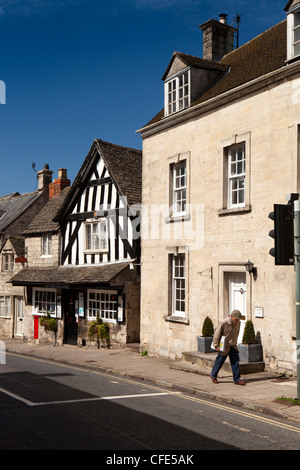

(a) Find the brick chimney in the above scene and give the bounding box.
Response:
[37,164,53,191]
[49,168,70,199]
[199,14,237,61]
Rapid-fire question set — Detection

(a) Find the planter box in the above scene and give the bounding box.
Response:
[197,336,214,353]
[238,343,263,362]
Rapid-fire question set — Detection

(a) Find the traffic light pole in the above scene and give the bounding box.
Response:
[294,200,300,399]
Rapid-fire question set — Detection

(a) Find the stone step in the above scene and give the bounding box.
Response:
[177,351,264,375]
[124,342,141,353]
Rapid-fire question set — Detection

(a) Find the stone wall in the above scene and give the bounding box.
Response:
[140,76,300,373]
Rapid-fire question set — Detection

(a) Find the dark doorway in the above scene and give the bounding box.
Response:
[63,290,78,345]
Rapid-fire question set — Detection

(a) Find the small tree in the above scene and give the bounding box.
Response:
[202,316,214,337]
[242,320,256,344]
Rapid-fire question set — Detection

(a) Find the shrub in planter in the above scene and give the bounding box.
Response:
[239,320,263,362]
[40,315,58,346]
[88,314,110,349]
[197,316,215,353]
[242,320,256,344]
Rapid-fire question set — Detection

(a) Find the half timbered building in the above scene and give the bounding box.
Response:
[11,139,142,348]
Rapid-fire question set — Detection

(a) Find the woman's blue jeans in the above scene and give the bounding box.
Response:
[211,347,241,383]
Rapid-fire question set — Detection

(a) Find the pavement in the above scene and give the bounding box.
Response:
[2,338,300,425]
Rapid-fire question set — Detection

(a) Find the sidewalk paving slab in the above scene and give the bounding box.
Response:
[2,338,300,425]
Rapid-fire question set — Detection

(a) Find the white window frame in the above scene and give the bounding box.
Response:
[85,219,108,253]
[2,253,14,272]
[173,160,187,216]
[227,144,246,209]
[172,254,185,317]
[0,295,11,318]
[287,8,300,60]
[41,233,52,257]
[87,289,118,323]
[165,69,190,116]
[33,288,56,317]
[293,11,300,57]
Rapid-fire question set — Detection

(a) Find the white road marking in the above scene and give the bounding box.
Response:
[0,388,179,407]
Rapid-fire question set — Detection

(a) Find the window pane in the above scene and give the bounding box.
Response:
[295,27,300,43]
[294,41,300,56]
[295,12,300,27]
[172,255,185,316]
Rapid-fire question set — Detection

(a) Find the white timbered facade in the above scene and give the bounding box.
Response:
[61,149,139,267]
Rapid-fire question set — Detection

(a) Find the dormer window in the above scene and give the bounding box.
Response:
[165,69,190,116]
[287,5,300,60]
[293,11,300,56]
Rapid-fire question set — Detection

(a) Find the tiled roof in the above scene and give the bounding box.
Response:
[23,186,71,235]
[9,236,25,257]
[145,20,287,127]
[10,261,131,286]
[55,139,142,221]
[95,139,142,207]
[0,191,42,233]
[162,51,228,80]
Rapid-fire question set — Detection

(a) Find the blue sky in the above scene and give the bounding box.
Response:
[0,0,287,196]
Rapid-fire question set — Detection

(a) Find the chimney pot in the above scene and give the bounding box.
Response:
[219,13,228,24]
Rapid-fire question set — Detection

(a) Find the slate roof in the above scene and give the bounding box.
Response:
[23,186,71,235]
[10,261,131,286]
[9,236,25,257]
[285,0,300,11]
[96,139,142,207]
[145,20,287,127]
[0,191,42,233]
[55,139,142,221]
[162,51,229,81]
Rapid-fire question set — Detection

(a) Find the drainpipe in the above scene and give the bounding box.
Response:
[294,199,300,398]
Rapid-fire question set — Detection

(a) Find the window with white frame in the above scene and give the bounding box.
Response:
[87,290,118,322]
[172,254,185,317]
[2,253,14,272]
[165,70,190,116]
[172,160,187,216]
[293,11,300,57]
[0,295,11,318]
[85,219,108,252]
[33,289,56,316]
[287,8,300,60]
[227,144,246,208]
[41,233,52,256]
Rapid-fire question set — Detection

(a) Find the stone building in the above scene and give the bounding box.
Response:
[137,4,300,373]
[11,139,142,348]
[0,165,53,339]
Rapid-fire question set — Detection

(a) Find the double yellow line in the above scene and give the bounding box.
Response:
[7,352,300,434]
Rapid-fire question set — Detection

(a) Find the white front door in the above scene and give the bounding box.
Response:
[14,297,24,337]
[228,272,246,344]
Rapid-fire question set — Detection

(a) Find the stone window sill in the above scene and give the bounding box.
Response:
[218,205,251,216]
[164,315,189,325]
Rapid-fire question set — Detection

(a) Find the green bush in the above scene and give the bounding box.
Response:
[88,314,110,348]
[40,316,57,332]
[242,320,256,344]
[202,316,214,337]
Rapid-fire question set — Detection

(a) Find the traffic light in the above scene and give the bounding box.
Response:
[268,204,294,265]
